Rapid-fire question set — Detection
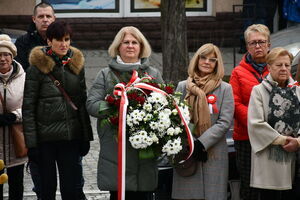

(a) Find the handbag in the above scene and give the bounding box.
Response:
[174,156,198,177]
[0,91,27,158]
[9,124,27,158]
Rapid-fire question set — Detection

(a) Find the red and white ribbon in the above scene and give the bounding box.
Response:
[207,94,218,114]
[113,70,194,200]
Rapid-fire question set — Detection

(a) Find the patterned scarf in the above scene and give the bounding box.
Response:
[46,46,71,66]
[264,79,300,162]
[185,74,222,137]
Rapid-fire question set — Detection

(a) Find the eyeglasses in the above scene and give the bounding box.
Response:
[199,55,218,63]
[121,40,140,46]
[247,40,268,47]
[0,52,11,58]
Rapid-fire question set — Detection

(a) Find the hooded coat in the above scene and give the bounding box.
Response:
[0,60,27,168]
[22,46,93,148]
[86,58,163,191]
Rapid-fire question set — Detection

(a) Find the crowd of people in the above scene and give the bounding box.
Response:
[0,1,299,200]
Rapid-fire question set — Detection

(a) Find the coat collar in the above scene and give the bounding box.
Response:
[29,46,84,75]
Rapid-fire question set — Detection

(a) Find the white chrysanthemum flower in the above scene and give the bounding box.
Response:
[274,120,285,133]
[274,109,284,118]
[150,132,159,143]
[162,108,172,116]
[174,127,182,135]
[143,103,152,112]
[159,112,169,120]
[162,137,182,156]
[167,127,175,136]
[143,113,153,121]
[150,121,158,130]
[272,94,284,106]
[129,130,154,149]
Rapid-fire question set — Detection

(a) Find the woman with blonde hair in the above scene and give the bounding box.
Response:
[86,26,163,200]
[172,43,234,200]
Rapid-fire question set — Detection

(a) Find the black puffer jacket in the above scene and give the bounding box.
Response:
[22,46,93,148]
[15,22,47,71]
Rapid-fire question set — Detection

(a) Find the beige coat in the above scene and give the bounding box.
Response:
[248,75,300,190]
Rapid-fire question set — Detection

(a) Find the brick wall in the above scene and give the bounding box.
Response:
[0,12,243,51]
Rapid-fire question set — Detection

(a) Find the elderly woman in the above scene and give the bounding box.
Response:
[229,24,271,200]
[172,43,234,200]
[86,26,163,200]
[248,47,300,199]
[22,21,93,199]
[0,34,27,200]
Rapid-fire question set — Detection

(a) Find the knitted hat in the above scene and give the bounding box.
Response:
[0,34,17,58]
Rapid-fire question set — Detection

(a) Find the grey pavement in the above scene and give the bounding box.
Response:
[3,48,242,199]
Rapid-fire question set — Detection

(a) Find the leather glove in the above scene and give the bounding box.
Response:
[27,148,40,165]
[80,141,90,156]
[192,140,208,162]
[0,113,17,126]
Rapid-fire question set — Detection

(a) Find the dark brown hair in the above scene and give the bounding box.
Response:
[46,21,72,41]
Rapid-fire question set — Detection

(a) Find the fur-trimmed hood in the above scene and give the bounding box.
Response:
[29,46,85,75]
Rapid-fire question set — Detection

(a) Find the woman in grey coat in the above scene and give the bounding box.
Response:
[172,43,234,200]
[86,26,163,200]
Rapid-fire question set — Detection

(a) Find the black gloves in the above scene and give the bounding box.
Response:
[27,148,40,165]
[192,140,208,162]
[0,113,17,126]
[80,141,90,156]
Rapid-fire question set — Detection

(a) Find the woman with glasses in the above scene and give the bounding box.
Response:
[229,24,270,200]
[0,34,27,200]
[248,47,300,199]
[172,43,234,200]
[86,26,163,200]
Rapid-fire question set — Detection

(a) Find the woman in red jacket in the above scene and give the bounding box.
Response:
[229,24,270,200]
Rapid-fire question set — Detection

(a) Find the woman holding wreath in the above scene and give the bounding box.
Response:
[86,26,163,200]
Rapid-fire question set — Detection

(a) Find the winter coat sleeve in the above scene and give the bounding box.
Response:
[230,69,248,127]
[78,69,94,141]
[198,83,234,150]
[248,85,280,153]
[22,66,40,148]
[86,69,109,118]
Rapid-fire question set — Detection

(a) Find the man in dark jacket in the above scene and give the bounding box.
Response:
[15,2,55,71]
[15,3,88,200]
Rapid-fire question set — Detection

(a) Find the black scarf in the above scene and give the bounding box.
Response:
[246,53,267,74]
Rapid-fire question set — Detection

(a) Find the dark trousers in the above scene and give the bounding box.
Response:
[29,156,85,199]
[258,188,295,200]
[110,191,153,200]
[0,164,24,200]
[39,141,81,200]
[234,140,259,200]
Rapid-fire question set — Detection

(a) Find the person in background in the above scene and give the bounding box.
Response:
[86,26,163,200]
[0,34,27,200]
[229,24,270,200]
[248,47,300,199]
[172,43,234,200]
[22,21,93,200]
[15,3,88,199]
[283,0,300,27]
[15,2,55,71]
